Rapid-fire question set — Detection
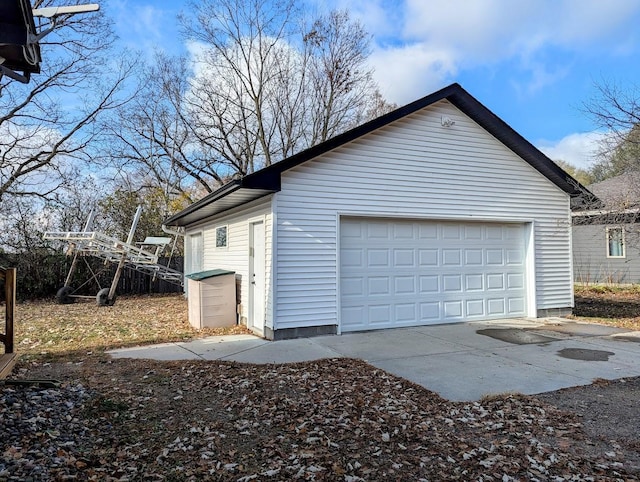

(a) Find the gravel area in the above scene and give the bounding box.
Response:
[1,357,638,481]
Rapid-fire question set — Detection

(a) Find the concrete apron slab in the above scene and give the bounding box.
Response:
[108,334,342,364]
[107,318,640,402]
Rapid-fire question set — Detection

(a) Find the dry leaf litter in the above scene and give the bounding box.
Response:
[2,358,638,481]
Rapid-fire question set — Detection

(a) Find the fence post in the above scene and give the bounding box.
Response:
[5,268,16,354]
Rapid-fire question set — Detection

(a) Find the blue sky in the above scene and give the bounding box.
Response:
[107,0,640,170]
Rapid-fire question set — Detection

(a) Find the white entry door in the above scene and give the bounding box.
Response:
[340,218,528,332]
[187,232,203,274]
[249,221,265,333]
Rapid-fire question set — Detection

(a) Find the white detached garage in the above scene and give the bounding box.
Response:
[165,83,588,340]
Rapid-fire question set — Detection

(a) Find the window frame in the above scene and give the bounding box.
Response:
[215,225,228,249]
[606,226,625,259]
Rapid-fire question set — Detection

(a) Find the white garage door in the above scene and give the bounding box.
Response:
[340,218,528,332]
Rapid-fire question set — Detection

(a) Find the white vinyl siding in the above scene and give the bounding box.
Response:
[185,197,274,328]
[274,99,572,330]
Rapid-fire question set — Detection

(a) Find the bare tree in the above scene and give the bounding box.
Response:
[0,0,133,205]
[100,54,220,199]
[303,10,379,144]
[584,80,640,182]
[179,0,393,176]
[585,80,640,142]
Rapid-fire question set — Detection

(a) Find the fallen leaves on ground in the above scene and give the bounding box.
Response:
[4,358,638,481]
[6,295,249,361]
[2,291,640,480]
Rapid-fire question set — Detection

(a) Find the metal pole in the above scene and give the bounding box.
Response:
[63,209,95,288]
[126,205,143,245]
[107,205,143,302]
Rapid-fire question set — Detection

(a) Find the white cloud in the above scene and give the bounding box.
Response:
[356,0,640,104]
[537,131,608,170]
[110,1,180,56]
[403,0,640,60]
[369,43,457,104]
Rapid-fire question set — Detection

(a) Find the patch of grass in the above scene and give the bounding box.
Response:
[572,284,640,331]
[90,396,130,415]
[10,294,250,362]
[575,284,640,296]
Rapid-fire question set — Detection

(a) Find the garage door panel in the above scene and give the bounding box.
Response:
[443,249,462,265]
[394,223,415,239]
[341,276,364,296]
[443,275,462,292]
[465,274,483,290]
[507,273,525,289]
[420,302,440,320]
[340,218,528,332]
[368,222,390,238]
[442,224,462,239]
[419,224,438,239]
[420,275,439,292]
[465,249,483,265]
[368,277,390,295]
[506,249,524,265]
[486,249,504,265]
[509,298,526,312]
[369,304,391,324]
[466,299,485,316]
[444,301,463,318]
[395,303,417,322]
[394,276,416,294]
[464,225,483,239]
[419,249,439,266]
[486,273,504,290]
[487,298,506,315]
[393,249,415,266]
[486,226,504,240]
[341,248,363,267]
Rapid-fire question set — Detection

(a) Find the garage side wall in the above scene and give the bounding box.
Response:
[185,197,274,329]
[274,100,572,331]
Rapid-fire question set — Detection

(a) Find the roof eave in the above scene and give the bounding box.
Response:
[164,179,279,227]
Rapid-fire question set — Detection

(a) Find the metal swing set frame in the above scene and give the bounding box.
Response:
[44,206,184,306]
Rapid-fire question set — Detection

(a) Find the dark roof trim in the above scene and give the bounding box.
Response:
[164,179,279,226]
[167,83,598,226]
[165,181,242,225]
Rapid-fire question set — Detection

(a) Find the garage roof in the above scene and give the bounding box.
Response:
[165,83,599,227]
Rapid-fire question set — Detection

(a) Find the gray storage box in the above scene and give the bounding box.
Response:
[186,269,236,329]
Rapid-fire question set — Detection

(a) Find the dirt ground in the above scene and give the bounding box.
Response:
[2,290,640,480]
[6,357,639,480]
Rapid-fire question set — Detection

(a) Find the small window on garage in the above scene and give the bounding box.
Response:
[607,227,625,258]
[215,226,228,248]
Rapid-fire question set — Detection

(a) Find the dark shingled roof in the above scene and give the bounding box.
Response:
[166,83,597,227]
[587,172,640,209]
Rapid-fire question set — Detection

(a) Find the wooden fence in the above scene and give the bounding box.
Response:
[0,267,17,378]
[0,254,184,301]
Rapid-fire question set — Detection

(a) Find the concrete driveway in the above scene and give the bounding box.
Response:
[108,317,640,401]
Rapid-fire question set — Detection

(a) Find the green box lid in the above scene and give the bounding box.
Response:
[186,269,235,281]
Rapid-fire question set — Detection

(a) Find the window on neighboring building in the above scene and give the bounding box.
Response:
[607,227,625,258]
[215,226,228,248]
